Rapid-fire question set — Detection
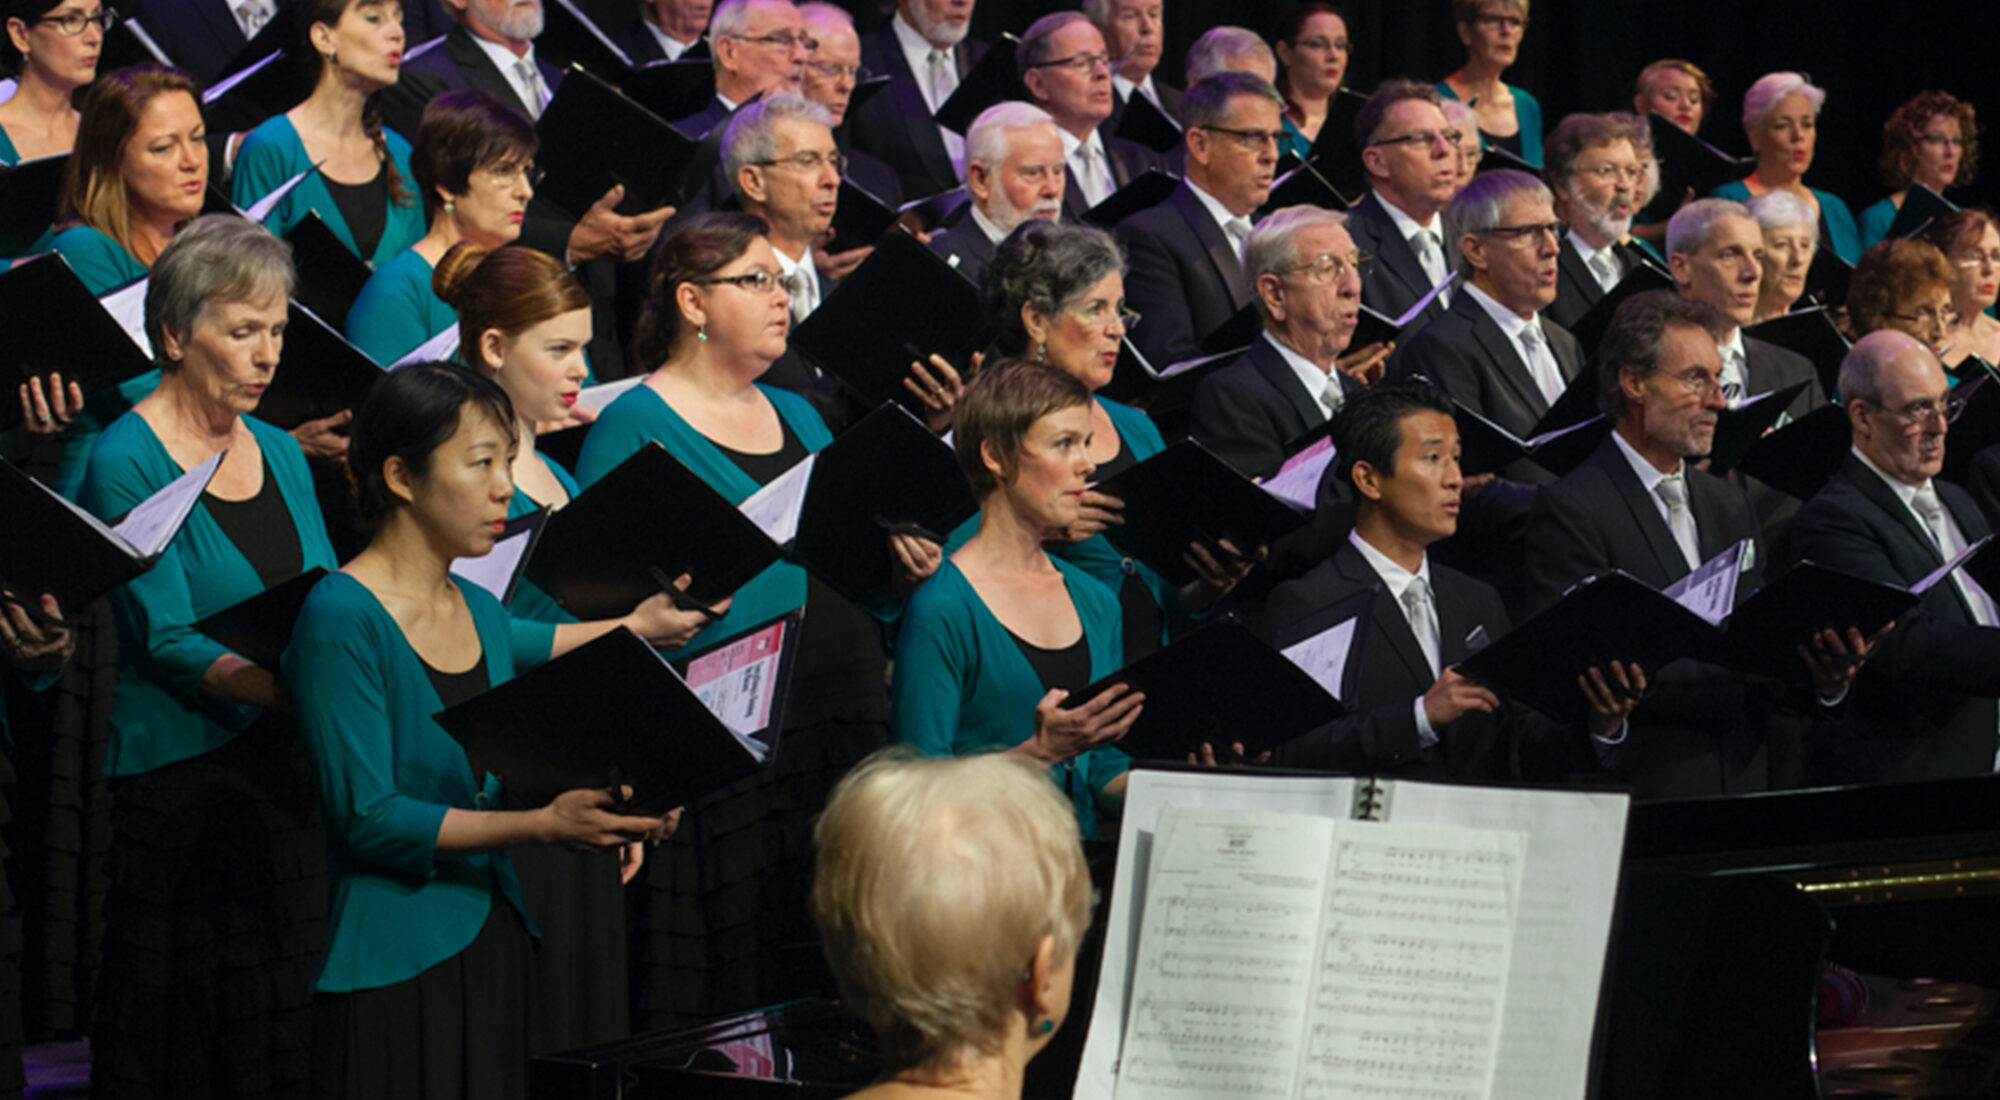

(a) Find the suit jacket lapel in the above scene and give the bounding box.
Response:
[1844,455,1941,563]
[1337,546,1434,687]
[1594,438,1691,582]
[1062,164,1090,222]
[1459,295,1549,420]
[194,0,248,59]
[1249,338,1325,433]
[1557,239,1602,309]
[448,29,535,118]
[1361,194,1434,304]
[1173,185,1250,308]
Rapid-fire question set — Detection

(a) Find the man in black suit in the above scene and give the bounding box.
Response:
[797,2,901,204]
[1084,0,1181,149]
[1526,291,1862,797]
[616,0,707,62]
[1344,79,1461,330]
[1016,12,1165,224]
[851,0,985,200]
[1115,71,1279,370]
[1791,331,2000,784]
[1544,112,1657,330]
[928,101,1063,288]
[672,0,806,138]
[1264,379,1638,780]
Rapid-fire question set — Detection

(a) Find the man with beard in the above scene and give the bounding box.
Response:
[929,102,1065,287]
[1544,113,1658,330]
[797,2,903,204]
[852,0,987,199]
[676,0,810,138]
[1016,12,1166,223]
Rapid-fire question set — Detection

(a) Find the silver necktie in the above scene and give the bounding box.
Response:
[1655,473,1702,572]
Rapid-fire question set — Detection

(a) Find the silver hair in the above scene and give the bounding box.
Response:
[1016,10,1092,77]
[1445,168,1552,276]
[1665,197,1752,258]
[1185,25,1272,86]
[1080,0,1111,23]
[1743,189,1821,248]
[146,215,295,368]
[708,0,760,72]
[795,0,851,28]
[1742,71,1826,133]
[966,101,1057,171]
[722,92,835,198]
[1183,70,1283,131]
[1245,205,1348,318]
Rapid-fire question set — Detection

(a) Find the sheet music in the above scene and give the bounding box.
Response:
[242,166,316,224]
[450,520,536,601]
[1662,539,1745,626]
[574,375,644,416]
[1259,438,1337,512]
[1278,615,1358,702]
[738,454,816,546]
[109,451,226,559]
[1914,534,1991,594]
[680,619,788,759]
[392,324,460,368]
[98,279,152,357]
[202,50,281,104]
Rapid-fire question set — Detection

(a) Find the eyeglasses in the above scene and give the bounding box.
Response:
[1280,252,1372,285]
[1483,220,1563,245]
[727,30,813,50]
[479,160,543,186]
[1663,368,1725,399]
[1029,50,1112,74]
[755,150,847,175]
[1197,124,1284,151]
[1955,250,2000,269]
[1290,36,1349,54]
[1885,305,1961,331]
[1472,13,1526,30]
[1920,134,1968,150]
[1865,396,1957,427]
[1065,297,1140,331]
[1369,128,1463,150]
[693,269,794,295]
[36,6,115,34]
[804,60,868,81]
[1579,163,1646,184]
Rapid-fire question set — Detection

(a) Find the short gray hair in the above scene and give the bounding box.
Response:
[708,0,757,72]
[966,101,1057,172]
[1744,189,1820,248]
[1245,205,1347,319]
[1185,26,1272,86]
[985,220,1125,355]
[1665,197,1751,258]
[1446,168,1552,276]
[1742,71,1825,134]
[1182,70,1283,132]
[722,93,835,199]
[1016,10,1091,79]
[795,0,850,28]
[146,215,295,368]
[1595,290,1730,418]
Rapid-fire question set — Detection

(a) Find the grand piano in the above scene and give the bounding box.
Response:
[533,776,2000,1099]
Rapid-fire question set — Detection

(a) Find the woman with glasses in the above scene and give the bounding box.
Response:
[1711,72,1861,266]
[576,212,941,1016]
[1270,1,1350,162]
[345,90,535,366]
[0,0,106,165]
[1858,91,1981,254]
[1438,0,1543,169]
[232,0,424,269]
[1924,209,2000,368]
[1848,238,1959,361]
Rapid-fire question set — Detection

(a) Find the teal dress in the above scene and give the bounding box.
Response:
[232,115,425,267]
[573,381,833,656]
[345,247,455,366]
[1711,179,1863,266]
[892,556,1131,838]
[77,412,336,777]
[1857,195,1897,254]
[505,454,580,625]
[284,570,554,993]
[1437,80,1543,168]
[0,126,15,162]
[48,226,159,500]
[1279,114,1313,162]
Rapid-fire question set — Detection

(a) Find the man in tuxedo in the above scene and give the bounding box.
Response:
[1526,291,1861,797]
[1791,331,2000,784]
[618,0,708,62]
[674,0,807,138]
[1345,79,1462,329]
[1544,112,1655,330]
[1016,12,1165,224]
[797,2,902,204]
[1264,379,1638,780]
[1115,71,1280,370]
[928,102,1063,288]
[1085,0,1180,140]
[1667,199,1825,423]
[851,0,986,200]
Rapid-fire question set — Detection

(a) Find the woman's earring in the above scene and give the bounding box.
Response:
[697,324,707,343]
[1039,1020,1054,1034]
[442,200,455,213]
[1035,341,1047,362]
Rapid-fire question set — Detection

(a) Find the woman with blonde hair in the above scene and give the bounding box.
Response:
[1710,71,1861,265]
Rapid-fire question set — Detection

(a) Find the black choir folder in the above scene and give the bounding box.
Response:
[436,614,799,814]
[254,303,385,429]
[536,65,699,219]
[1743,305,1851,399]
[789,230,990,411]
[0,152,65,257]
[0,451,220,616]
[1449,365,1605,478]
[1091,441,1308,588]
[0,254,156,433]
[1703,378,1810,477]
[1075,769,1629,1100]
[1567,261,1676,362]
[193,567,330,669]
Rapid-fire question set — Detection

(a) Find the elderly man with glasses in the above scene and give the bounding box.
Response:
[674,0,810,138]
[1543,113,1662,329]
[1017,11,1165,223]
[1345,79,1466,331]
[797,1,905,205]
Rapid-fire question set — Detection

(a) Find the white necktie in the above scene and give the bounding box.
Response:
[1721,345,1747,408]
[1518,321,1566,405]
[1073,143,1111,208]
[1321,373,1345,419]
[1655,473,1702,571]
[1413,228,1450,303]
[236,0,270,38]
[1402,577,1442,677]
[1914,486,2000,627]
[516,57,550,119]
[925,48,967,174]
[1587,250,1620,294]
[1225,215,1253,259]
[789,265,818,322]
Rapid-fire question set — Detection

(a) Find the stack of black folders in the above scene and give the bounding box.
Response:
[1449,367,1607,480]
[0,254,156,432]
[789,231,991,413]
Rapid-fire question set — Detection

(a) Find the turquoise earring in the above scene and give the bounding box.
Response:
[1040,1020,1054,1034]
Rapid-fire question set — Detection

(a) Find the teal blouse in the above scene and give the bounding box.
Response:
[573,381,834,655]
[48,226,160,500]
[345,247,455,366]
[1710,180,1863,266]
[232,115,426,268]
[0,125,15,162]
[283,570,555,993]
[1279,114,1313,163]
[505,454,580,625]
[1857,195,1896,254]
[892,556,1130,838]
[1437,80,1543,169]
[77,412,336,777]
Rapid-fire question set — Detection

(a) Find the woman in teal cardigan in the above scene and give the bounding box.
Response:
[894,359,1144,839]
[1855,90,1980,254]
[285,363,696,1099]
[0,0,105,258]
[1710,71,1861,266]
[231,0,425,268]
[1438,0,1542,168]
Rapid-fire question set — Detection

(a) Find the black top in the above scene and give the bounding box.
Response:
[322,165,389,263]
[1006,628,1092,698]
[203,459,304,589]
[1481,128,1524,158]
[421,650,490,710]
[714,415,809,484]
[1092,428,1139,482]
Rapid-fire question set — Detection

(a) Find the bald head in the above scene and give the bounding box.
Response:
[1842,329,1951,487]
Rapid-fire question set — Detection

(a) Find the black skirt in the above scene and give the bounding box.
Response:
[90,724,327,1100]
[310,901,536,1100]
[509,844,628,1053]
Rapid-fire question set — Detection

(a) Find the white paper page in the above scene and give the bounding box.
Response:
[109,451,225,559]
[1278,616,1359,702]
[450,523,534,601]
[1395,270,1459,327]
[1259,437,1337,512]
[679,618,790,761]
[575,376,644,416]
[1113,809,1334,1100]
[98,279,152,358]
[737,453,816,546]
[1158,349,1238,381]
[392,325,461,368]
[1379,782,1630,1100]
[1661,539,1745,626]
[243,166,316,224]
[1914,534,1991,594]
[201,50,280,104]
[1077,771,1359,1100]
[1525,412,1606,449]
[1296,820,1525,1100]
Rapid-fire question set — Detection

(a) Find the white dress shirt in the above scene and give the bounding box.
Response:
[229,0,271,39]
[774,244,821,321]
[1567,229,1623,294]
[468,34,549,118]
[1059,127,1114,208]
[890,12,966,174]
[1265,332,1343,421]
[643,20,697,61]
[1375,189,1452,301]
[1186,178,1252,257]
[1462,282,1566,404]
[1349,531,1444,747]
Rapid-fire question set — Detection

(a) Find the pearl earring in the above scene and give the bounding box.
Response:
[697,325,707,343]
[442,200,454,213]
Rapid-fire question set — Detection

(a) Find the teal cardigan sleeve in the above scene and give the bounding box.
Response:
[1857,196,1896,253]
[1817,189,1862,266]
[231,116,310,238]
[503,454,581,624]
[50,225,147,294]
[345,248,455,365]
[1514,86,1543,168]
